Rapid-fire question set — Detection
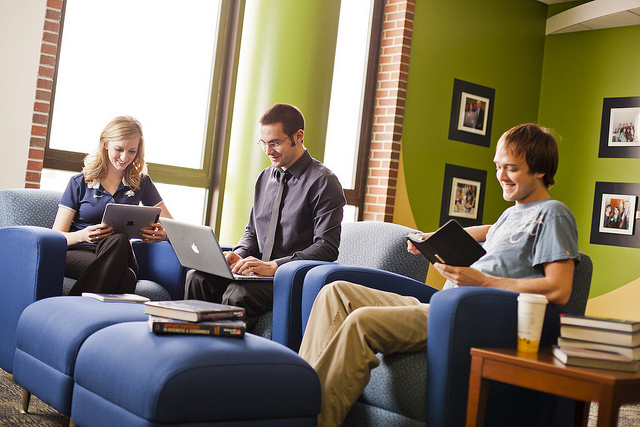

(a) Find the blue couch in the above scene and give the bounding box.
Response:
[0,188,186,373]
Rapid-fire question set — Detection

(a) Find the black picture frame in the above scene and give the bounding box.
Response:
[590,182,640,248]
[448,78,495,147]
[598,96,640,158]
[440,164,487,227]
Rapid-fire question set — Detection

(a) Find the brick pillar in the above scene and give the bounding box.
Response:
[362,0,414,221]
[25,0,64,188]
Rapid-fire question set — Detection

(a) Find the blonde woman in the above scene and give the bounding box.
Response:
[52,116,172,296]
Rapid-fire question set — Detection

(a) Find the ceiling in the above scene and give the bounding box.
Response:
[538,0,640,34]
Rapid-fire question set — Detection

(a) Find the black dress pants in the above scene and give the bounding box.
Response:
[184,269,273,330]
[65,233,138,296]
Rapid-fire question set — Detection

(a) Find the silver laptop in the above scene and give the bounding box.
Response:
[161,218,273,282]
[101,204,162,239]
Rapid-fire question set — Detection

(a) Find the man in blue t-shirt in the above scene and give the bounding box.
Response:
[298,123,580,427]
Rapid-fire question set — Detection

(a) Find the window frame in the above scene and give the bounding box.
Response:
[42,0,245,227]
[341,0,384,219]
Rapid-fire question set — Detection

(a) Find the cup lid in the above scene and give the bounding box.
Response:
[517,293,548,304]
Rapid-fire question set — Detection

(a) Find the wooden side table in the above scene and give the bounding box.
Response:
[466,347,640,427]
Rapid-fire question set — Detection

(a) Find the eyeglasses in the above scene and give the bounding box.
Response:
[257,135,290,149]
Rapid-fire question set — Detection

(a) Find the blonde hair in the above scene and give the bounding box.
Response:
[82,116,147,190]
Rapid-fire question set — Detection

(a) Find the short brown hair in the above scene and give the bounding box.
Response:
[260,103,305,138]
[501,123,558,188]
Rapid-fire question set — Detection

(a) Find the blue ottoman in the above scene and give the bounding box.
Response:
[71,322,321,426]
[13,296,148,415]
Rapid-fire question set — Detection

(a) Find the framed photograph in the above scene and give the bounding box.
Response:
[458,92,490,136]
[448,177,482,219]
[590,182,640,248]
[440,164,487,227]
[598,96,640,158]
[598,194,636,235]
[448,79,495,147]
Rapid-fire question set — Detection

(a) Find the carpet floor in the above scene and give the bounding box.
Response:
[1,367,639,426]
[0,370,69,426]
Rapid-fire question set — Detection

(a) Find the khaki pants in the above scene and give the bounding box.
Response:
[298,281,430,427]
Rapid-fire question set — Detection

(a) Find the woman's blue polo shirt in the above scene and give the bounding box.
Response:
[59,173,163,232]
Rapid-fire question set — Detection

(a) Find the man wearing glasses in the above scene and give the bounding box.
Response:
[185,103,346,329]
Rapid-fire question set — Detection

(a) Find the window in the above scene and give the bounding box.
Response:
[323,0,383,221]
[43,0,241,225]
[42,0,381,225]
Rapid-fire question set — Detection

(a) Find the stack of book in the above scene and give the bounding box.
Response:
[144,300,246,338]
[552,314,640,372]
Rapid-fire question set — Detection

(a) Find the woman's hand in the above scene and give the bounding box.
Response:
[53,206,114,246]
[140,222,167,243]
[82,224,114,244]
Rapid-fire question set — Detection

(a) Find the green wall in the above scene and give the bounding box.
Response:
[402,0,548,231]
[539,25,640,297]
[219,0,341,244]
[217,0,640,297]
[402,0,640,297]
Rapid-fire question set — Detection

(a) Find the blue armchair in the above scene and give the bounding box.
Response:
[298,249,593,427]
[268,221,430,348]
[0,188,186,373]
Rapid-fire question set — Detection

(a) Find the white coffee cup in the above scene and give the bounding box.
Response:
[516,293,548,353]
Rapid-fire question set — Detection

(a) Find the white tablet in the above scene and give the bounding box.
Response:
[101,204,161,239]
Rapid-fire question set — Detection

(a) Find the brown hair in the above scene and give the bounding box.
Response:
[259,103,305,140]
[501,123,558,188]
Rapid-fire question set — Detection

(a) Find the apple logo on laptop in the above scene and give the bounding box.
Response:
[191,243,200,254]
[126,221,135,227]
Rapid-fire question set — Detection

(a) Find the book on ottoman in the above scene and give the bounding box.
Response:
[82,293,150,303]
[144,299,245,322]
[148,316,245,338]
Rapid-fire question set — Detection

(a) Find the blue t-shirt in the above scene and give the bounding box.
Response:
[444,198,579,289]
[59,173,163,233]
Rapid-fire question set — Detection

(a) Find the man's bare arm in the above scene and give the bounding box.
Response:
[463,224,492,243]
[434,258,575,305]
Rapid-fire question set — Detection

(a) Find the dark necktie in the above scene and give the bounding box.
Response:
[262,170,288,261]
